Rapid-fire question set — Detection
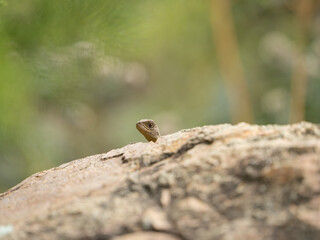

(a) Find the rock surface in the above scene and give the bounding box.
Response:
[0,122,320,240]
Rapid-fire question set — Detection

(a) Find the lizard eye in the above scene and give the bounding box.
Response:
[148,123,153,128]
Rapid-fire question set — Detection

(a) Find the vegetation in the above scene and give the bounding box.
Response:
[0,0,319,191]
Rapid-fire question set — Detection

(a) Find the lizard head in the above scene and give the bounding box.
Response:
[136,119,160,142]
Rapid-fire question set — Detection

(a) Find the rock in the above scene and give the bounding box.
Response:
[0,122,320,240]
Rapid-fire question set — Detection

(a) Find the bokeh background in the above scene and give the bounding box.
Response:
[0,0,319,192]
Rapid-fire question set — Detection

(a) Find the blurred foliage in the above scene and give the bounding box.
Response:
[0,0,319,191]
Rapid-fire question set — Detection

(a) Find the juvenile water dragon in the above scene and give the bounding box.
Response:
[136,119,160,142]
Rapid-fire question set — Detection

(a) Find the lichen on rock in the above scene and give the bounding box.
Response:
[0,122,320,240]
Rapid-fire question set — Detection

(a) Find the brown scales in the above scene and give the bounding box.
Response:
[136,119,160,142]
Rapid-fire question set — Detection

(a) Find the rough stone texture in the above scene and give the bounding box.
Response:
[0,122,320,240]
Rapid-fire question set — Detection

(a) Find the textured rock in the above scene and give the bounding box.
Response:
[0,122,320,240]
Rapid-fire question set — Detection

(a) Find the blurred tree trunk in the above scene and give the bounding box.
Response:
[290,0,313,123]
[209,0,253,123]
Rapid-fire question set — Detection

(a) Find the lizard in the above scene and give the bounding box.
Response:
[136,119,160,142]
[102,119,160,161]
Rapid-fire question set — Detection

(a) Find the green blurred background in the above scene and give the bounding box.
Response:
[0,0,319,191]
